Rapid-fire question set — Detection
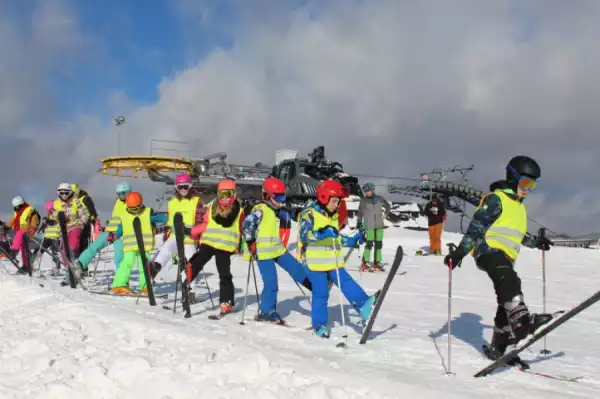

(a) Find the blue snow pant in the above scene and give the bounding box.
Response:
[256,251,308,314]
[77,232,124,270]
[304,266,368,329]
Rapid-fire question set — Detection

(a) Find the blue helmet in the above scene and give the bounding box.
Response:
[116,182,131,195]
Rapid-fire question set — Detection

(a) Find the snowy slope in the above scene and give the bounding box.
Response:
[1,228,600,399]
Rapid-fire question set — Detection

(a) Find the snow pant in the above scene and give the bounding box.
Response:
[188,244,234,305]
[112,251,148,290]
[362,228,384,263]
[304,266,369,329]
[40,237,61,268]
[10,230,32,270]
[476,251,523,330]
[428,223,443,253]
[59,227,82,264]
[78,222,92,255]
[256,251,311,314]
[76,232,123,271]
[153,236,196,267]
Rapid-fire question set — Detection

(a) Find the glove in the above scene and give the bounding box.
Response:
[341,234,357,248]
[314,226,339,240]
[246,241,257,256]
[183,227,192,236]
[537,236,553,251]
[444,247,466,269]
[357,231,366,245]
[106,233,117,243]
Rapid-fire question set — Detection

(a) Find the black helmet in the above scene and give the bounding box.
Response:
[506,156,541,181]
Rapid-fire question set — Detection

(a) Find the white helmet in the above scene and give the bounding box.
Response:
[12,196,25,207]
[57,183,71,192]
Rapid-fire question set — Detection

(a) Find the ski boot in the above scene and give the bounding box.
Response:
[484,327,527,368]
[111,286,132,296]
[434,250,442,256]
[506,297,554,342]
[360,260,372,272]
[357,290,381,325]
[187,289,197,305]
[219,301,233,315]
[313,325,330,338]
[372,261,385,272]
[254,311,284,324]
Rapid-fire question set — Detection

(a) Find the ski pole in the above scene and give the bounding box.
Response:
[539,228,551,355]
[251,258,261,314]
[447,258,454,375]
[202,272,215,309]
[334,248,349,349]
[239,259,253,325]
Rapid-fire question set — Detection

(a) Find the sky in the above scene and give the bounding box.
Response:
[1,0,599,236]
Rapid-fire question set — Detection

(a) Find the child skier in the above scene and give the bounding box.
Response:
[243,177,313,322]
[110,192,167,295]
[299,180,378,338]
[38,200,62,271]
[4,196,39,273]
[444,156,554,365]
[186,179,244,313]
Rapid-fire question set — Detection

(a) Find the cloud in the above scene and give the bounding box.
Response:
[2,0,600,235]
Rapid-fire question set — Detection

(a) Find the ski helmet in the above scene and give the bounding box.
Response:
[506,156,541,181]
[362,182,375,192]
[262,177,286,200]
[217,179,237,207]
[116,182,131,196]
[125,191,143,212]
[57,183,72,197]
[175,173,192,186]
[12,196,25,208]
[44,200,55,213]
[317,180,345,205]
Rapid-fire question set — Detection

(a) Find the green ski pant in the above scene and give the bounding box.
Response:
[111,251,148,290]
[77,232,123,270]
[362,228,384,263]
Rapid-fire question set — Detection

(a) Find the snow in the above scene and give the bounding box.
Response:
[2,227,600,398]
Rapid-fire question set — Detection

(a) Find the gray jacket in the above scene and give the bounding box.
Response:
[357,194,390,230]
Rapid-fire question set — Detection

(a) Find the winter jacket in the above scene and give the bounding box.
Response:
[457,180,538,261]
[356,194,390,230]
[56,197,90,232]
[190,200,244,240]
[424,199,446,226]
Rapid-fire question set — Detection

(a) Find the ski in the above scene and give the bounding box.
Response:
[0,246,24,273]
[359,245,404,344]
[132,217,157,306]
[474,289,600,377]
[88,290,168,299]
[57,211,81,289]
[173,212,192,318]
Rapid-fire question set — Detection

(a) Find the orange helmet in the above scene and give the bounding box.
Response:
[217,179,237,207]
[126,191,143,212]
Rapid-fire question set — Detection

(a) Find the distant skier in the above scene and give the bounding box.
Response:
[243,177,313,322]
[3,196,40,272]
[355,183,390,272]
[110,192,167,295]
[186,179,244,313]
[444,156,554,365]
[299,180,378,338]
[38,200,62,271]
[424,195,446,255]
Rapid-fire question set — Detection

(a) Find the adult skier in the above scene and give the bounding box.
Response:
[110,192,167,295]
[71,184,98,254]
[444,156,554,364]
[148,173,204,279]
[299,180,378,338]
[355,182,390,271]
[424,195,446,255]
[72,182,131,273]
[186,179,244,313]
[243,177,313,322]
[2,196,40,272]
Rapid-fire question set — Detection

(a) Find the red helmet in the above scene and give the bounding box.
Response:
[262,177,286,198]
[316,180,345,205]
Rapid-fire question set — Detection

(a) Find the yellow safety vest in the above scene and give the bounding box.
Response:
[480,189,527,260]
[302,208,343,272]
[168,196,200,244]
[53,199,78,215]
[200,202,242,253]
[243,203,286,261]
[106,199,126,232]
[44,217,60,239]
[12,206,34,229]
[120,207,154,253]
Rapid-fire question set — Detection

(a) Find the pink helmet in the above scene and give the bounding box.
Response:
[175,173,192,186]
[44,200,54,213]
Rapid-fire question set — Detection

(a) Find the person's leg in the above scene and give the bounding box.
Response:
[113,237,124,269]
[306,268,329,331]
[214,250,234,306]
[256,258,278,314]
[111,252,136,291]
[136,252,148,292]
[76,232,111,269]
[275,252,312,290]
[67,227,82,259]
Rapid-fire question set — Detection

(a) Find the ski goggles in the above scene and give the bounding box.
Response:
[116,191,128,198]
[176,183,191,191]
[218,189,235,199]
[126,205,142,214]
[272,194,286,203]
[57,189,72,196]
[508,166,537,192]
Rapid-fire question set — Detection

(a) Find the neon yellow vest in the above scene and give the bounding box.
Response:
[302,208,343,271]
[120,207,154,253]
[482,190,527,260]
[53,199,78,215]
[12,207,34,229]
[106,199,126,232]
[200,202,242,253]
[168,196,200,244]
[44,216,60,239]
[244,203,286,260]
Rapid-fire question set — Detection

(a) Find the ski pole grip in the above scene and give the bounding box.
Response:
[538,227,546,240]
